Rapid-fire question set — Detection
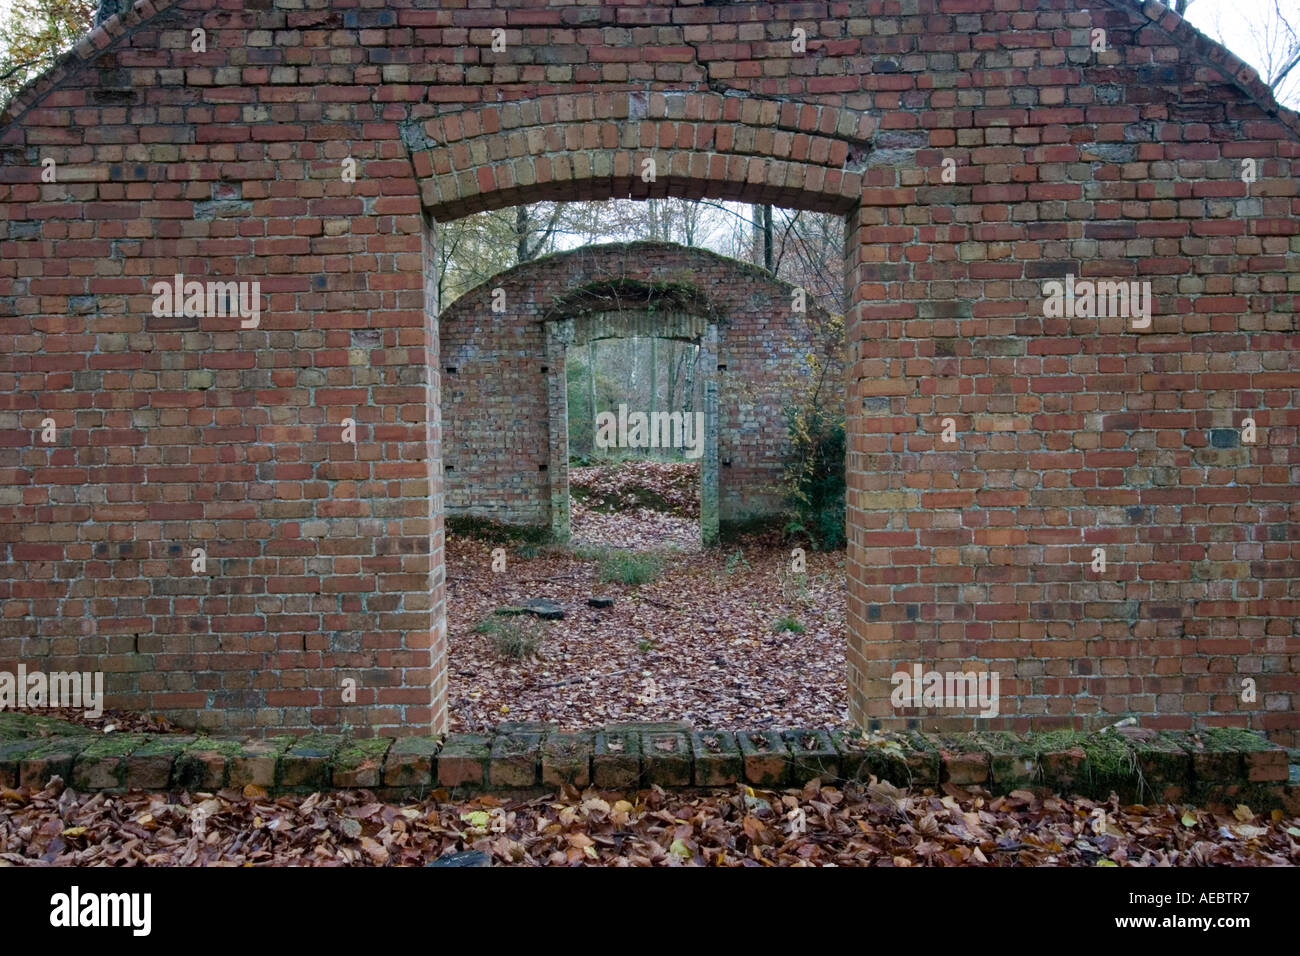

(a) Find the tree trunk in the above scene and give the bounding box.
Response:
[762,204,774,273]
[683,344,697,417]
[667,340,681,413]
[587,340,597,456]
[515,205,529,263]
[649,337,658,457]
[649,338,658,407]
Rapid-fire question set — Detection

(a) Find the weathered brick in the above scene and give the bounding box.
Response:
[332,738,393,789]
[173,739,241,790]
[437,734,491,789]
[593,730,641,789]
[541,731,593,788]
[279,735,345,790]
[737,730,789,788]
[782,729,839,784]
[690,730,742,787]
[124,735,196,790]
[382,735,442,788]
[642,731,692,787]
[229,737,296,789]
[488,732,541,788]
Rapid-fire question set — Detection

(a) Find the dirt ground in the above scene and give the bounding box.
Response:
[446,524,847,733]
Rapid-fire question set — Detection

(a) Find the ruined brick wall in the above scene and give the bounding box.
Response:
[440,241,836,529]
[1,0,1297,743]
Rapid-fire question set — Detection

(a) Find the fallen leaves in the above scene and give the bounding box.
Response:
[447,528,847,732]
[570,461,701,520]
[7,774,1288,868]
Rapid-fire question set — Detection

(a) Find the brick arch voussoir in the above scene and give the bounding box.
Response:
[408,91,874,221]
[438,239,832,331]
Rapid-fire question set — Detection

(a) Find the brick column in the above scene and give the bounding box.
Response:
[844,179,925,731]
[545,320,574,541]
[700,323,719,546]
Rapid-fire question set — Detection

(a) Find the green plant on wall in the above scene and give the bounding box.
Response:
[780,314,845,550]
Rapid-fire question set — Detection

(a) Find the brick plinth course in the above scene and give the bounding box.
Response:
[0,717,1292,813]
[0,0,1297,743]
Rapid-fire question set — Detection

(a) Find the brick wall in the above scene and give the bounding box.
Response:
[0,0,1296,743]
[440,241,837,530]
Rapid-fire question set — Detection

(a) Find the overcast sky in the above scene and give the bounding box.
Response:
[0,0,1296,106]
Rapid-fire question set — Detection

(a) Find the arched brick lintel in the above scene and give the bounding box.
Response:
[407,91,874,221]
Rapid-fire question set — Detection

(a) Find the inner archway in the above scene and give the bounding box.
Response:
[545,304,718,546]
[438,239,844,550]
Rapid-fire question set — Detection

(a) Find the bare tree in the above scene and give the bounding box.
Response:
[1194,0,1300,108]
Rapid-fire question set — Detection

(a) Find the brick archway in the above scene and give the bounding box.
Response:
[406,91,871,224]
[543,311,720,546]
[438,241,842,551]
[2,0,1299,743]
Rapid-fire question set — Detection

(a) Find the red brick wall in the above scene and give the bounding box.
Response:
[440,241,836,527]
[0,0,1296,742]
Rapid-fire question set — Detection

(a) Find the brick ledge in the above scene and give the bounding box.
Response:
[0,719,1295,812]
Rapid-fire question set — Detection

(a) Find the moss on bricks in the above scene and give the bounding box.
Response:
[828,729,870,782]
[718,515,785,541]
[832,729,938,789]
[489,732,542,788]
[541,731,594,788]
[71,733,148,791]
[782,729,838,784]
[0,738,45,786]
[926,734,991,788]
[331,737,393,789]
[279,734,345,790]
[23,738,95,789]
[1180,729,1285,807]
[445,516,552,545]
[1078,731,1142,803]
[382,736,442,789]
[1201,727,1274,752]
[642,731,692,787]
[975,732,1041,794]
[0,736,90,788]
[124,735,196,790]
[172,738,242,790]
[0,712,95,740]
[437,734,491,789]
[593,729,641,789]
[738,730,789,788]
[229,736,296,789]
[1127,733,1192,803]
[690,730,742,787]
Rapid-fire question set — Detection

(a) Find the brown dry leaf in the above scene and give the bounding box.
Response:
[0,748,1295,868]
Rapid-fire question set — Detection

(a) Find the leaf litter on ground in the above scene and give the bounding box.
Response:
[1,776,1295,867]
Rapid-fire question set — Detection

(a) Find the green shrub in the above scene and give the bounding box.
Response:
[598,550,662,585]
[782,403,845,550]
[478,616,547,660]
[773,616,805,634]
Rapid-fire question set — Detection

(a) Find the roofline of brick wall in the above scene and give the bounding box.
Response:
[2,0,1298,142]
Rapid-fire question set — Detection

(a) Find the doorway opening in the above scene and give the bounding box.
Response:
[435,197,850,734]
[565,335,705,553]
